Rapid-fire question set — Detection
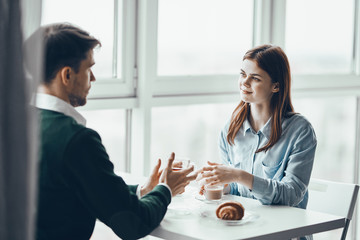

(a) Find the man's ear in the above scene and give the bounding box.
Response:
[272,82,280,93]
[59,66,72,86]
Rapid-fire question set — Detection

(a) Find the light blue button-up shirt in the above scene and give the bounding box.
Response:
[219,113,317,209]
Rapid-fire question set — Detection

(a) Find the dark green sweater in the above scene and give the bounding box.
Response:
[36,109,171,240]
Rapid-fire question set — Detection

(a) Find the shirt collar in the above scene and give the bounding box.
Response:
[243,116,272,140]
[34,93,87,126]
[243,118,252,136]
[259,117,272,140]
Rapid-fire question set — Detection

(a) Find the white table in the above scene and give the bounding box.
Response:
[150,185,345,240]
[92,173,345,240]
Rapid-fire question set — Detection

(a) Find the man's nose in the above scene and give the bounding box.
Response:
[90,70,96,82]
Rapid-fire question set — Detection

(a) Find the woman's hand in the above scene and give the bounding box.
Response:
[198,161,254,190]
[140,159,162,196]
[199,161,238,186]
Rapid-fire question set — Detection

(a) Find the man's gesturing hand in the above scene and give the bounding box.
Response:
[160,152,197,196]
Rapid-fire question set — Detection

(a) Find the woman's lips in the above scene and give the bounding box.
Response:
[241,88,252,94]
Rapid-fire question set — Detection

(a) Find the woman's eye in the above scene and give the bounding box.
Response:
[240,72,246,77]
[252,77,260,81]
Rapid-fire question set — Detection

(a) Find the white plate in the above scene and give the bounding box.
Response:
[199,209,259,226]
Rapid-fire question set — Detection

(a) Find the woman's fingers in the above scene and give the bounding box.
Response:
[207,161,220,166]
[202,176,218,184]
[210,179,221,185]
[202,166,215,171]
[201,171,214,178]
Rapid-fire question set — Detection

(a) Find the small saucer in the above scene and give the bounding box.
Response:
[195,194,223,204]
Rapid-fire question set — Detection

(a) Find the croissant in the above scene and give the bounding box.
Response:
[216,201,245,220]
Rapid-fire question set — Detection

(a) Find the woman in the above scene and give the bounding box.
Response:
[199,44,317,209]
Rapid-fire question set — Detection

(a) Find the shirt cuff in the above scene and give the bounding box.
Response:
[136,183,172,200]
[158,183,172,199]
[136,185,141,199]
[229,182,239,195]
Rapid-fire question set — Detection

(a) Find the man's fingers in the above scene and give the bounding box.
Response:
[187,170,200,180]
[167,152,175,169]
[173,161,182,168]
[194,168,203,175]
[181,165,194,176]
[186,173,198,181]
[157,169,163,178]
[152,159,161,175]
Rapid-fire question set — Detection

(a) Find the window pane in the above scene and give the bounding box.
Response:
[151,103,236,168]
[41,0,122,79]
[152,97,356,182]
[79,109,126,173]
[158,0,254,76]
[285,0,354,74]
[294,97,356,240]
[293,96,356,183]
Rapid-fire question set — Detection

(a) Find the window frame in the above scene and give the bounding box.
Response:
[35,0,136,98]
[87,0,136,98]
[151,0,255,96]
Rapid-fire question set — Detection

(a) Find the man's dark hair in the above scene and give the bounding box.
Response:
[24,23,101,84]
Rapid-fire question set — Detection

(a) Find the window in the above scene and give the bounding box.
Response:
[151,103,236,169]
[79,109,127,173]
[293,96,356,183]
[158,0,254,76]
[41,0,135,97]
[41,0,119,79]
[293,95,356,240]
[285,0,354,74]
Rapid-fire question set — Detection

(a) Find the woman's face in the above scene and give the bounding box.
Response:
[238,59,279,106]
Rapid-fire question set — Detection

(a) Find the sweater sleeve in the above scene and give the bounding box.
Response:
[127,185,138,194]
[63,128,171,240]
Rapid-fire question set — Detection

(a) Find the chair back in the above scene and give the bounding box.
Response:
[307,178,359,239]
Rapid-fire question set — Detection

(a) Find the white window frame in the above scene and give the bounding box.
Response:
[26,0,137,99]
[149,0,255,97]
[88,0,137,99]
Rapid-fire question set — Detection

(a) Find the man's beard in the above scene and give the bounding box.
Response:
[69,94,86,107]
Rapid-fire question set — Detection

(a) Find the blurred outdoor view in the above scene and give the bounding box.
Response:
[157,0,253,75]
[285,0,353,74]
[41,0,122,79]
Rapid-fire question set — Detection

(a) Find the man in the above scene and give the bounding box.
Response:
[26,23,196,240]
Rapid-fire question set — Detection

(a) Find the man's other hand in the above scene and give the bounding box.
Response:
[140,158,162,197]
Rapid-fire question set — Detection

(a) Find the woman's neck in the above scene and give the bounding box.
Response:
[248,103,272,132]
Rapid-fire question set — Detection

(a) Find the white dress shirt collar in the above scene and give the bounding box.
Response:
[35,93,87,126]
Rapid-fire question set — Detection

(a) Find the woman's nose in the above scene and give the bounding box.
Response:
[241,76,250,87]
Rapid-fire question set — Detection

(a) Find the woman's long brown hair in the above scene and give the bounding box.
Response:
[227,45,294,153]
